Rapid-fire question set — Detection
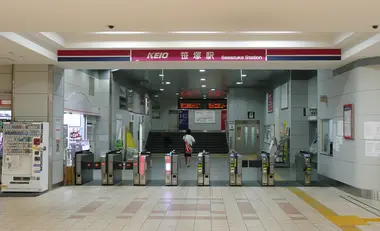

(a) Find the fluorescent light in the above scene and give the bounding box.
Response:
[160,88,164,91]
[211,89,215,91]
[180,97,183,99]
[236,81,243,85]
[165,81,171,85]
[170,31,223,34]
[92,31,150,34]
[111,69,119,72]
[199,69,205,72]
[240,31,300,34]
[154,95,158,97]
[176,92,179,95]
[241,74,247,77]
[159,74,164,77]
[128,89,133,92]
[201,85,206,88]
[200,78,206,81]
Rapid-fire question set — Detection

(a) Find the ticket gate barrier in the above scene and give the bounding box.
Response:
[229,151,243,186]
[258,151,275,186]
[101,150,123,185]
[75,151,94,185]
[197,151,210,186]
[133,153,152,186]
[165,151,179,186]
[295,151,312,186]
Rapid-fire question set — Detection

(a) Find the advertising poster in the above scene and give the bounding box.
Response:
[221,110,227,130]
[267,92,273,113]
[179,110,189,130]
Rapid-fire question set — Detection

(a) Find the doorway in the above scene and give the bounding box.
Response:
[234,120,260,155]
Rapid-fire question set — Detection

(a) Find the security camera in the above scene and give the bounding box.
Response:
[108,25,115,29]
[373,25,378,29]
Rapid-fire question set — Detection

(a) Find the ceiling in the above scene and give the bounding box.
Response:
[1,1,380,68]
[113,69,315,97]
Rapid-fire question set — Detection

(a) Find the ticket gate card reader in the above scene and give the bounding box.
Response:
[133,153,152,186]
[165,151,179,186]
[101,150,123,185]
[296,151,312,186]
[229,152,242,186]
[197,151,210,186]
[75,151,94,185]
[258,152,275,186]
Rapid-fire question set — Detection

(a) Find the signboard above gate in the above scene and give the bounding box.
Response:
[57,49,342,62]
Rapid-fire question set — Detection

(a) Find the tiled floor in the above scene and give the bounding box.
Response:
[0,156,380,231]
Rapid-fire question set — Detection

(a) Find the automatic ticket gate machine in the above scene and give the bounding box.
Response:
[101,150,123,185]
[258,151,275,186]
[75,150,95,185]
[133,151,152,186]
[229,150,243,186]
[165,150,179,186]
[197,151,210,186]
[295,151,312,186]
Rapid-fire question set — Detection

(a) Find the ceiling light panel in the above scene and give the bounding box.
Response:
[239,31,300,34]
[169,31,224,34]
[92,31,150,35]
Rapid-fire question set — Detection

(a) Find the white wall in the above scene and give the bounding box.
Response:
[0,65,12,103]
[318,67,380,190]
[63,69,110,157]
[228,88,266,149]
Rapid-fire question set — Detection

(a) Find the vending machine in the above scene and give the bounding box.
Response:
[1,122,49,192]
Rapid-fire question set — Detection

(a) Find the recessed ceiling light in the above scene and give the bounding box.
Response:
[236,81,243,85]
[159,74,164,77]
[180,97,183,99]
[211,89,215,91]
[239,31,300,34]
[170,31,223,34]
[241,74,247,77]
[128,90,133,92]
[154,95,158,97]
[165,81,171,85]
[160,88,164,91]
[203,95,207,98]
[176,92,179,95]
[199,69,206,72]
[202,85,206,88]
[92,31,150,34]
[200,78,206,81]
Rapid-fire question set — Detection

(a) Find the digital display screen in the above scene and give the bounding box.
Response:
[178,99,227,109]
[208,103,227,109]
[179,103,201,109]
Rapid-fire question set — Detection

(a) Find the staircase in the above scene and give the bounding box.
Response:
[145,132,229,154]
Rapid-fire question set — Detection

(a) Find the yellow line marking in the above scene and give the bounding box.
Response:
[288,187,380,231]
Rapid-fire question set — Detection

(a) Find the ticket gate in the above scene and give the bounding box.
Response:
[295,151,312,186]
[101,150,123,185]
[258,151,275,186]
[75,150,94,185]
[133,152,152,186]
[165,150,179,186]
[229,151,243,186]
[197,151,210,186]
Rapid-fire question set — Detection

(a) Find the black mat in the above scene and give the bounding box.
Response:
[0,191,46,197]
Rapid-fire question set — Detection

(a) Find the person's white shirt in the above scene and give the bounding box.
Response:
[183,134,195,146]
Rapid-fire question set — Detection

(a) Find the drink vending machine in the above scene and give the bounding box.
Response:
[197,151,210,186]
[1,122,49,192]
[165,150,179,186]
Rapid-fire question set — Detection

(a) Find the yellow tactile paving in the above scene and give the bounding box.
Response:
[288,187,380,231]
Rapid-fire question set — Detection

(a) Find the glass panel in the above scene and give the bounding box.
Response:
[251,126,255,146]
[321,119,333,155]
[244,126,248,146]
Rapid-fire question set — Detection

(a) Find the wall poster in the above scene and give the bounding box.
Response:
[267,92,273,113]
[281,83,289,109]
[194,110,215,123]
[119,86,127,110]
[221,110,227,130]
[343,104,354,139]
[179,110,189,130]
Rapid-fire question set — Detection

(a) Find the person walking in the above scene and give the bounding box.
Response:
[183,129,195,167]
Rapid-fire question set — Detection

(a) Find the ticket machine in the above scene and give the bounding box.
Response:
[295,151,312,186]
[165,150,179,186]
[101,150,123,185]
[258,151,275,186]
[133,151,152,186]
[229,150,243,186]
[197,151,210,186]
